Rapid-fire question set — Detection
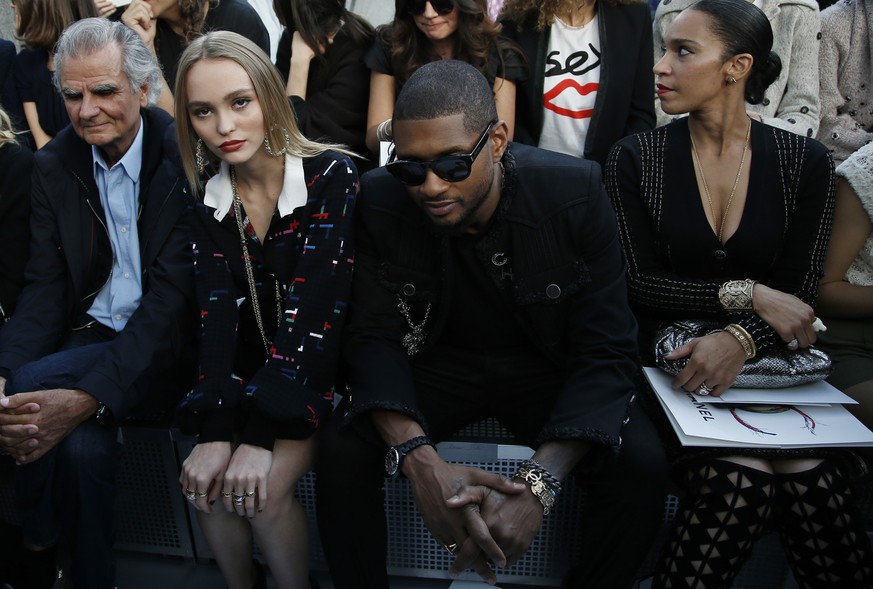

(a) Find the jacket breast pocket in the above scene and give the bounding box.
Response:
[512,259,591,349]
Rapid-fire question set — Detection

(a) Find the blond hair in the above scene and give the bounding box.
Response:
[174,31,354,197]
[0,107,19,149]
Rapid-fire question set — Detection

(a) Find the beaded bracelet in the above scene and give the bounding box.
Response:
[724,323,757,360]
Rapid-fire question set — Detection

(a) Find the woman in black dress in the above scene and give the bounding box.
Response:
[605,0,873,586]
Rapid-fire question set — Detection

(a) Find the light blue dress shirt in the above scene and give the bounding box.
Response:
[87,117,145,332]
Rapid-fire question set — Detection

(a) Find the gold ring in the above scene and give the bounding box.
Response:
[244,490,255,498]
[696,382,713,396]
[221,491,232,498]
[195,490,208,498]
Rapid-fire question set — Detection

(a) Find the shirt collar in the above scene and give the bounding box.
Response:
[92,116,144,181]
[203,154,306,221]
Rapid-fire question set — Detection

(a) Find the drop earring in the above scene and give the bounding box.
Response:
[263,127,291,157]
[195,138,207,174]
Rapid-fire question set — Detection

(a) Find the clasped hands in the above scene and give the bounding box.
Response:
[406,449,543,585]
[0,377,98,464]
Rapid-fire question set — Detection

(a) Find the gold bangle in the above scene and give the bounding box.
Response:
[719,279,756,314]
[724,323,757,359]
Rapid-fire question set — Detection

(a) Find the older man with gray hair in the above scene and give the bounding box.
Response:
[0,18,194,589]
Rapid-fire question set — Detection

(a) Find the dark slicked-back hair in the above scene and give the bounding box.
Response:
[690,0,781,105]
[393,60,497,135]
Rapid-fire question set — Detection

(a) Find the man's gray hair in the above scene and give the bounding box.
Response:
[54,18,163,107]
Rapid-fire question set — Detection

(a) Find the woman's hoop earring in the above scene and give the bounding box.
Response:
[263,127,291,157]
[195,138,207,174]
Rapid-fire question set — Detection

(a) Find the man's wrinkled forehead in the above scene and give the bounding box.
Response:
[59,43,129,94]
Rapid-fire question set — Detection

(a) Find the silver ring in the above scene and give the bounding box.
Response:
[444,542,458,555]
[696,382,713,396]
[232,493,245,505]
[184,489,196,500]
[787,339,799,351]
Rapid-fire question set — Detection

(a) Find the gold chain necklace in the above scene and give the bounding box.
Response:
[230,166,282,354]
[690,117,752,243]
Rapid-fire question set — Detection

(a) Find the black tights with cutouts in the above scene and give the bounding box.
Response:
[655,459,873,589]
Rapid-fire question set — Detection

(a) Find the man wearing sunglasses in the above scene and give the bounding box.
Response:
[317,60,668,588]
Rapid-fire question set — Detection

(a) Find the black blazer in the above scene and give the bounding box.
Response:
[343,143,640,449]
[0,108,195,420]
[502,2,655,167]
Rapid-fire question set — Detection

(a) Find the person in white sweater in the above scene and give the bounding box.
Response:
[817,0,873,166]
[652,0,821,137]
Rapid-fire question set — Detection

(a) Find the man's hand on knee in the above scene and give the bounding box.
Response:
[0,392,41,455]
[1,389,98,463]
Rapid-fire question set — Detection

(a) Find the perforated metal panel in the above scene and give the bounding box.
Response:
[115,427,194,557]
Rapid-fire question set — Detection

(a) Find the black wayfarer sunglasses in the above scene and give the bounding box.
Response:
[406,0,455,16]
[386,121,496,186]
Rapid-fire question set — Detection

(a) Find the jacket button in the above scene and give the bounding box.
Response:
[546,284,561,299]
[762,98,770,106]
[800,106,809,114]
[402,283,416,296]
[714,249,727,260]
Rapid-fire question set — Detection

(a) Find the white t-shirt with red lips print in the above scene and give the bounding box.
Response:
[538,15,601,158]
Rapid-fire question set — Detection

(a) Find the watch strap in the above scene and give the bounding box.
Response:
[385,435,434,477]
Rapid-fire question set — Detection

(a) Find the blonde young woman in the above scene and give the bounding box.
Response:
[0,106,33,329]
[174,31,357,589]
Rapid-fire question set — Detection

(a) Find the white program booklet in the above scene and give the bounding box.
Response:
[643,367,873,448]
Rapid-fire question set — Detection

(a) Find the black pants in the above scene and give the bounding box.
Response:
[316,345,669,588]
[7,327,122,589]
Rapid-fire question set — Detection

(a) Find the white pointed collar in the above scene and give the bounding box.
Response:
[203,154,306,221]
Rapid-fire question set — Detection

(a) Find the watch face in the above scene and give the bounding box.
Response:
[385,447,401,477]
